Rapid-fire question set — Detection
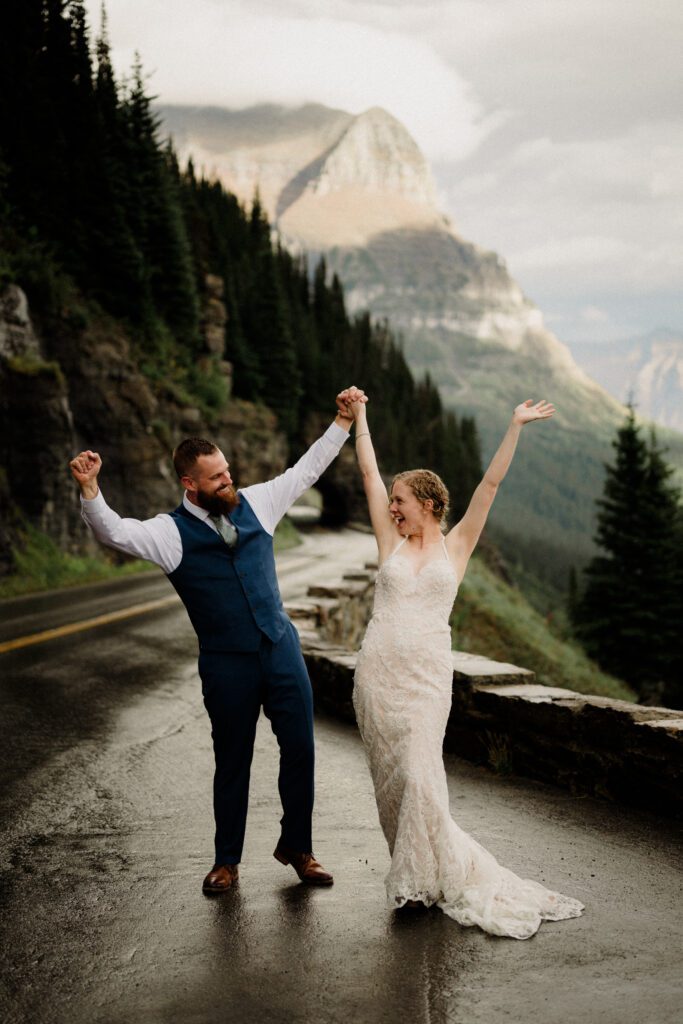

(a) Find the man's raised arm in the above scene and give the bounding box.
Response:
[70,450,181,573]
[240,386,367,535]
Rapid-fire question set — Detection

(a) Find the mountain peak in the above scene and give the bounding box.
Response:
[310,106,437,208]
[159,101,442,247]
[274,104,440,247]
[354,105,406,125]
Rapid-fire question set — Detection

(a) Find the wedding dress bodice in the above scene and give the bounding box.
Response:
[369,537,458,632]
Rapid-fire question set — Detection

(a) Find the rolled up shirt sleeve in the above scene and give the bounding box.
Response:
[80,490,182,574]
[240,422,349,535]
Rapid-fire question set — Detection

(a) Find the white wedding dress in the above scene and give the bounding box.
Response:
[353,537,584,940]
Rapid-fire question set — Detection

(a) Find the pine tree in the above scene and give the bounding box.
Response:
[122,58,199,346]
[87,6,149,318]
[242,202,301,435]
[414,373,445,469]
[459,416,483,512]
[573,408,682,706]
[672,511,683,705]
[567,566,579,623]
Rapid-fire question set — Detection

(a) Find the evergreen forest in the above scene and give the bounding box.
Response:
[571,409,683,708]
[0,0,482,521]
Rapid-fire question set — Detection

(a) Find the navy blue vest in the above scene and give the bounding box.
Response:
[166,497,289,652]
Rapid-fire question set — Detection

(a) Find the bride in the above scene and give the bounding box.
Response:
[347,395,584,940]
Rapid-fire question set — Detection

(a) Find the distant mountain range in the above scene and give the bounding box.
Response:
[568,330,683,432]
[159,102,683,590]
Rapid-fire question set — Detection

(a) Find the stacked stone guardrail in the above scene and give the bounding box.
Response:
[284,564,683,819]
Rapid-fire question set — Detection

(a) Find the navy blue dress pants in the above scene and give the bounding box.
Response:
[198,623,315,865]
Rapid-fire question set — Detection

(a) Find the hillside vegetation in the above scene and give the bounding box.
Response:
[328,230,683,597]
[0,517,302,599]
[452,556,636,702]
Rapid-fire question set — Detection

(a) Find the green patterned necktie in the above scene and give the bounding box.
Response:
[209,513,238,548]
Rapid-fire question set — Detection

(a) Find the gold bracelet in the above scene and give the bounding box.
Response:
[355,432,371,441]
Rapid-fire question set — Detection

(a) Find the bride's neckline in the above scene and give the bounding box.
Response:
[384,536,456,580]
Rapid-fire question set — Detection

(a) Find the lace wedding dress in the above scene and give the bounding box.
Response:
[353,537,584,940]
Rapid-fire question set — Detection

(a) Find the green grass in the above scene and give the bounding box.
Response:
[452,555,636,702]
[0,526,154,599]
[0,516,303,599]
[273,515,302,553]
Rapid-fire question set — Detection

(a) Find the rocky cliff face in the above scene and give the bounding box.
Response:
[304,106,438,206]
[159,103,354,223]
[0,280,287,573]
[277,107,443,248]
[634,336,683,431]
[0,285,77,570]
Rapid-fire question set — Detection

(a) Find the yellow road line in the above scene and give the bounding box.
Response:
[0,595,181,654]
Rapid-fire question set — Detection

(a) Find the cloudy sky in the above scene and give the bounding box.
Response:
[85,0,682,344]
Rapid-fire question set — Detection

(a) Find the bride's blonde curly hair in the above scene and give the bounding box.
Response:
[392,469,450,530]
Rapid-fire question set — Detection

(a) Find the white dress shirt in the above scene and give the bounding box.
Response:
[81,422,349,575]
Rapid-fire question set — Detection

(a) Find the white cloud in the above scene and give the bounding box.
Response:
[581,306,611,325]
[85,0,683,340]
[440,122,683,315]
[513,236,634,277]
[423,1,683,138]
[84,0,490,162]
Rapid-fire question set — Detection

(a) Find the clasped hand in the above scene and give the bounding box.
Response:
[336,386,368,420]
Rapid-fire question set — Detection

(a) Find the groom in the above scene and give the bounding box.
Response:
[70,386,366,893]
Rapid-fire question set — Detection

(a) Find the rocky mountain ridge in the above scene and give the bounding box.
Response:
[159,101,679,585]
[158,103,599,382]
[569,330,683,432]
[160,103,355,229]
[160,103,444,248]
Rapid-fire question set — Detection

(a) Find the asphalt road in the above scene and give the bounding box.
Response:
[1,528,681,1024]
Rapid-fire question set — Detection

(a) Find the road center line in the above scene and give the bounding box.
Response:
[0,595,181,654]
[0,546,339,655]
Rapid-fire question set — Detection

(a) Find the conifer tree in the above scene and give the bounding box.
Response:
[87,7,149,318]
[573,408,682,706]
[459,415,483,510]
[123,59,199,346]
[567,566,579,623]
[414,373,445,468]
[243,201,300,435]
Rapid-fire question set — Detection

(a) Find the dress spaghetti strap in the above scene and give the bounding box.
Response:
[381,536,407,567]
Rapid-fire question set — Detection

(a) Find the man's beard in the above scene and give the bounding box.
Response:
[195,485,240,517]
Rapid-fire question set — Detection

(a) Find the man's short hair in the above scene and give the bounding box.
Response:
[173,438,218,479]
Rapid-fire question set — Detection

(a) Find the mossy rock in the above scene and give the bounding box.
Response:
[6,355,65,386]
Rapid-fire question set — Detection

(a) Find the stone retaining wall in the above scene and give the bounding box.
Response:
[285,567,683,819]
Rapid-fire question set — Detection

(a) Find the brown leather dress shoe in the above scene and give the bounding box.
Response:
[399,899,426,911]
[202,863,239,893]
[273,845,334,886]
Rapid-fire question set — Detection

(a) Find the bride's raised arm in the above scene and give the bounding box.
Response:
[347,399,397,563]
[446,399,555,581]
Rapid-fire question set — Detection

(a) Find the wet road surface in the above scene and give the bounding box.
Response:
[1,529,681,1024]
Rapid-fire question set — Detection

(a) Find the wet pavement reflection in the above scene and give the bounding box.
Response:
[1,540,682,1024]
